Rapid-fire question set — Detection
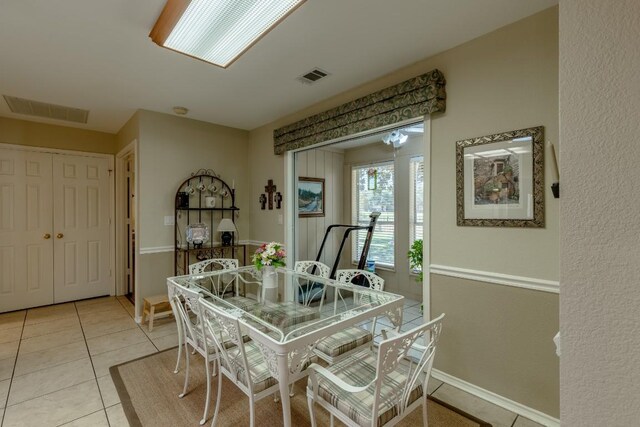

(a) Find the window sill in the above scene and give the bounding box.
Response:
[351,261,395,273]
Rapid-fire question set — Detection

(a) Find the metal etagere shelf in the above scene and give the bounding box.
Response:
[174,169,245,275]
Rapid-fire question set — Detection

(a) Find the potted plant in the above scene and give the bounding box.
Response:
[408,239,423,282]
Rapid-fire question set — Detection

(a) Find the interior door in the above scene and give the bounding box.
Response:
[0,148,54,312]
[53,154,111,303]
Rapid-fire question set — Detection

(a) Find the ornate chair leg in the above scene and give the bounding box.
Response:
[179,346,190,398]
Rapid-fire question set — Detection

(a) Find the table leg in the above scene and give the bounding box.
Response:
[277,353,292,427]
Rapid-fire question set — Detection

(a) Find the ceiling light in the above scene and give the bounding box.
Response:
[173,106,189,115]
[150,0,306,68]
[382,131,408,149]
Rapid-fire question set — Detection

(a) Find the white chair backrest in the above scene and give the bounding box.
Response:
[294,261,330,278]
[294,261,330,307]
[372,314,444,422]
[198,298,254,391]
[189,259,240,297]
[167,281,204,344]
[189,258,239,274]
[336,269,384,291]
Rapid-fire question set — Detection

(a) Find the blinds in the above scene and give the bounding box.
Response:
[352,162,395,266]
[410,156,424,244]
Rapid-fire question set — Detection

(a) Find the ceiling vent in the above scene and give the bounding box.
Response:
[296,68,330,85]
[3,95,89,124]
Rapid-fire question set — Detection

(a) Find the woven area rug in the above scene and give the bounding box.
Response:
[110,348,491,427]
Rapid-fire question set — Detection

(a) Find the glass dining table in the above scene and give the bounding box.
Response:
[167,266,404,427]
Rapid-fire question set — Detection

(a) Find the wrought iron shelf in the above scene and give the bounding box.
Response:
[176,207,238,211]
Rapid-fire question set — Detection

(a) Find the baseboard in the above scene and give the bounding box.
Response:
[429,264,559,294]
[431,369,560,427]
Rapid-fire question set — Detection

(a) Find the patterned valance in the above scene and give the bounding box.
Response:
[273,69,446,154]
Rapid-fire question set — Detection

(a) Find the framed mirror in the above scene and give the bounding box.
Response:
[456,126,545,227]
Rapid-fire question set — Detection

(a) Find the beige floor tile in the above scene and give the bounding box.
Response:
[21,316,81,339]
[60,409,110,426]
[0,356,15,381]
[14,340,89,377]
[75,296,117,308]
[59,409,109,426]
[25,303,77,325]
[97,374,120,407]
[86,327,149,356]
[116,296,135,315]
[0,311,25,332]
[151,332,179,351]
[76,300,123,316]
[92,341,157,377]
[513,415,546,427]
[0,326,23,344]
[0,378,10,409]
[0,340,19,360]
[142,317,178,339]
[8,357,95,406]
[427,377,444,395]
[18,327,84,355]
[2,379,103,427]
[105,403,129,427]
[82,317,138,340]
[432,384,518,427]
[79,309,131,327]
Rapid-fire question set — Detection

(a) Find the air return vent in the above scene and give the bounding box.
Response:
[3,95,89,124]
[296,68,330,85]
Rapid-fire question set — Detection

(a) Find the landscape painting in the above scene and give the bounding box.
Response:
[298,177,324,217]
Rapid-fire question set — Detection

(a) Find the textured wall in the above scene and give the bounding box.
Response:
[559,1,640,425]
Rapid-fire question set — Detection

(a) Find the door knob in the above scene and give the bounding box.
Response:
[43,233,51,239]
[56,233,64,239]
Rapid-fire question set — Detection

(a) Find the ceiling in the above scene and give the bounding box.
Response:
[0,0,556,134]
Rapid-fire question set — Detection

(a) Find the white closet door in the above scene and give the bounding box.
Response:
[0,149,54,312]
[53,154,111,303]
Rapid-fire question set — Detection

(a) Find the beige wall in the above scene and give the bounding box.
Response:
[115,111,139,153]
[0,117,117,154]
[560,1,640,425]
[342,135,424,300]
[248,7,559,418]
[134,110,250,315]
[295,148,344,270]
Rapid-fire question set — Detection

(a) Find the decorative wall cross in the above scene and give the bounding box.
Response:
[259,194,267,210]
[264,179,276,210]
[275,192,283,209]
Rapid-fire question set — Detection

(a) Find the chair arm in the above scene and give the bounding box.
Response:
[307,363,371,394]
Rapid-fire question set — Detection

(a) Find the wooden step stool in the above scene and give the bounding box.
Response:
[142,294,173,332]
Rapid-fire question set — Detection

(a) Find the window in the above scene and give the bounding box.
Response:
[410,156,424,245]
[352,162,394,267]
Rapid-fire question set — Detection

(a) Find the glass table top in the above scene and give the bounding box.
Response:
[167,266,403,344]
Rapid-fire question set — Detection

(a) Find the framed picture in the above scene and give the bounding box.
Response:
[298,177,325,217]
[456,126,545,227]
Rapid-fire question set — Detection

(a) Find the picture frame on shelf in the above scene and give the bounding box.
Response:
[298,177,325,217]
[455,126,545,227]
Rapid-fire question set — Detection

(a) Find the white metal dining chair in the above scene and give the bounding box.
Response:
[167,281,220,425]
[307,313,445,427]
[314,269,385,364]
[198,297,283,427]
[293,260,330,306]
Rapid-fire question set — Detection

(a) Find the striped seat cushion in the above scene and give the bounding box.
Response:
[310,353,424,426]
[249,302,319,329]
[315,326,372,358]
[222,341,278,393]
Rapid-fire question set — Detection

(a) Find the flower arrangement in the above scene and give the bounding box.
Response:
[252,242,286,270]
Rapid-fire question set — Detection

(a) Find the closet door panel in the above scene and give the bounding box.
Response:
[0,149,54,312]
[53,154,111,303]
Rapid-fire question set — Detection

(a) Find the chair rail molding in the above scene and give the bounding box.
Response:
[429,264,559,293]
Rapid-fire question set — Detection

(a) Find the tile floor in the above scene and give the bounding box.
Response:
[0,296,544,427]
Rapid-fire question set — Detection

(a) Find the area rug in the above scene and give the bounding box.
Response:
[110,348,491,427]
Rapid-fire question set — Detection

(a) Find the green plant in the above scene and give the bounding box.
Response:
[407,239,423,282]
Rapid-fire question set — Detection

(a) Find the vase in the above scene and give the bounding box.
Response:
[262,266,278,302]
